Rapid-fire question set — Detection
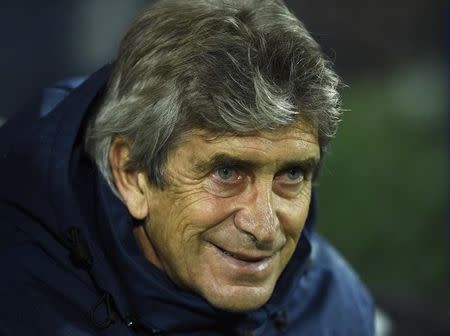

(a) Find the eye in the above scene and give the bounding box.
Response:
[217,167,237,181]
[206,166,246,197]
[286,167,304,182]
[273,167,306,198]
[212,166,242,184]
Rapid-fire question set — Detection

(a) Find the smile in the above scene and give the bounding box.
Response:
[210,243,274,273]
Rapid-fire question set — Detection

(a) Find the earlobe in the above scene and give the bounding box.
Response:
[109,138,149,220]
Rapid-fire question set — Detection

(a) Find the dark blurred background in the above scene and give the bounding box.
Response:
[0,1,447,335]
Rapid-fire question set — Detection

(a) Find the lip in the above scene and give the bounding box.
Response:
[210,243,274,273]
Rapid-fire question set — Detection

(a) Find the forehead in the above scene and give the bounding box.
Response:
[176,121,320,165]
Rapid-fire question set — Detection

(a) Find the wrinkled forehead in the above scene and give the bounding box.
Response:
[174,119,320,165]
[196,118,318,144]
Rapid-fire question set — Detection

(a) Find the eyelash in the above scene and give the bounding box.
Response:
[211,166,308,184]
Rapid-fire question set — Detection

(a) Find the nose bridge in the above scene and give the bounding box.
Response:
[234,179,279,244]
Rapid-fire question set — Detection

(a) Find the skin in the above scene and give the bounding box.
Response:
[110,121,320,312]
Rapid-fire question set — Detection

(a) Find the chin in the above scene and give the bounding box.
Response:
[202,284,274,313]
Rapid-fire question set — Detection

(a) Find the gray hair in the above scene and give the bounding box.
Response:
[85,0,341,194]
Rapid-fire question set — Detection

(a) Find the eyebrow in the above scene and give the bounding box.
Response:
[193,153,320,175]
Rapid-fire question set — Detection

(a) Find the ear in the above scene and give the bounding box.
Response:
[109,137,149,220]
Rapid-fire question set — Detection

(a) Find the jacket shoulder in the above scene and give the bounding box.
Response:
[39,77,87,118]
[286,233,374,335]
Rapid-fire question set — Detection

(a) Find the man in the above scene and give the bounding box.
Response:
[0,0,373,335]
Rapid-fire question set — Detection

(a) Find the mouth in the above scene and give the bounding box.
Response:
[210,243,275,272]
[215,246,268,262]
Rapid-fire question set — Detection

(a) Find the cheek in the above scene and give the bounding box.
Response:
[278,187,312,240]
[149,188,237,243]
[145,191,242,286]
[277,191,311,268]
[179,196,238,238]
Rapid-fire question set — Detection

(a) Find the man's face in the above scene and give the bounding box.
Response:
[136,121,320,312]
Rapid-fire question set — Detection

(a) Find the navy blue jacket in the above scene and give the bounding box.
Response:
[0,66,374,335]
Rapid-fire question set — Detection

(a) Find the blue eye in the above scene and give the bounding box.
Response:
[287,167,304,181]
[217,167,236,180]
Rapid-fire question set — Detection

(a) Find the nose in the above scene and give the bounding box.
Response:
[233,182,281,249]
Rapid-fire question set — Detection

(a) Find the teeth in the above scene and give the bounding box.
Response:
[215,244,268,262]
[222,250,232,257]
[219,248,235,258]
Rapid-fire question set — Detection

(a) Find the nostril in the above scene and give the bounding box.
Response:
[255,239,274,251]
